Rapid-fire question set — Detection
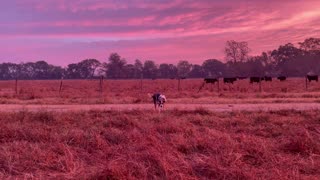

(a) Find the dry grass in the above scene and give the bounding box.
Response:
[0,78,320,104]
[0,109,320,179]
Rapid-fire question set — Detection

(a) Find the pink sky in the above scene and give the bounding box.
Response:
[1,0,320,66]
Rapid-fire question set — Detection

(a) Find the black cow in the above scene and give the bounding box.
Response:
[223,77,237,84]
[237,76,247,80]
[264,76,272,82]
[204,78,218,84]
[277,76,286,81]
[250,77,262,83]
[306,75,318,82]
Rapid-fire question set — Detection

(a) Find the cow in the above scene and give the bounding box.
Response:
[306,75,318,82]
[277,76,287,81]
[250,77,262,83]
[198,78,219,92]
[237,76,247,80]
[223,77,237,84]
[149,93,167,111]
[204,78,218,84]
[264,76,272,82]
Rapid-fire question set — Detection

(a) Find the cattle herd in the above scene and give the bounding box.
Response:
[203,75,318,84]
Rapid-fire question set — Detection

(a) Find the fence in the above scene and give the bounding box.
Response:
[0,78,319,103]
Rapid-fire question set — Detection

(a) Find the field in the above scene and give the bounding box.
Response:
[1,78,320,179]
[0,78,320,105]
[1,109,320,179]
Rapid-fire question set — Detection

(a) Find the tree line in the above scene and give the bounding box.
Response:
[0,37,319,80]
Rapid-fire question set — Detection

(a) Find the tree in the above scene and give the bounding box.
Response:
[259,51,276,75]
[66,63,81,79]
[143,60,157,79]
[225,40,250,63]
[202,59,226,77]
[271,43,302,67]
[0,63,19,79]
[134,59,143,78]
[188,64,204,78]
[168,64,178,78]
[177,60,192,78]
[123,64,136,79]
[158,63,171,79]
[106,53,127,79]
[245,56,266,76]
[33,61,50,79]
[48,66,64,79]
[78,59,101,79]
[299,37,320,52]
[20,62,36,79]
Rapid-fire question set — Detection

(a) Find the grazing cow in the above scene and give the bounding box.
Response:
[204,78,218,84]
[306,75,318,82]
[277,76,287,81]
[237,76,247,80]
[198,78,219,92]
[150,93,167,111]
[264,76,272,82]
[250,77,262,83]
[223,77,237,84]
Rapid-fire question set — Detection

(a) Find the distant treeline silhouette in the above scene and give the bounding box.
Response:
[0,37,319,80]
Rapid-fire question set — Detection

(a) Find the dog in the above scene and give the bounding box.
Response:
[149,93,167,111]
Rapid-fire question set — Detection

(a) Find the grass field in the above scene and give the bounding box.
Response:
[0,78,320,104]
[1,78,320,179]
[1,109,320,179]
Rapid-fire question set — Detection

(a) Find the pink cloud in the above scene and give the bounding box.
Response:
[0,0,320,65]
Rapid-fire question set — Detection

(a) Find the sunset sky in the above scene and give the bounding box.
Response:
[1,0,320,66]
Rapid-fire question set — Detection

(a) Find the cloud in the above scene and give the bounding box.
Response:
[0,0,319,64]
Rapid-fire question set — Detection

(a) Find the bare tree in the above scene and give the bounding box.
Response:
[225,40,250,63]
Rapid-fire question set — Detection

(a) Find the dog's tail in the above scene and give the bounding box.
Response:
[147,93,153,98]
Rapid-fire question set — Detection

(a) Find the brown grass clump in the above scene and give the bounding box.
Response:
[0,109,320,179]
[282,128,320,156]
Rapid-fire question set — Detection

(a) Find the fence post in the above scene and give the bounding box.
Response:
[15,78,18,95]
[100,76,104,99]
[140,73,143,92]
[59,77,63,96]
[305,76,308,91]
[259,78,262,92]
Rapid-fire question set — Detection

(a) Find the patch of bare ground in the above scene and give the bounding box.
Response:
[0,109,320,179]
